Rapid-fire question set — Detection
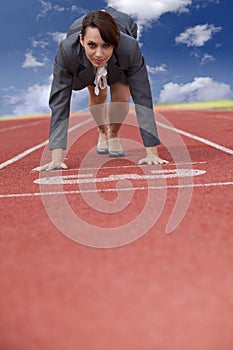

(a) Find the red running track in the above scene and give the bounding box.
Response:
[0,108,233,349]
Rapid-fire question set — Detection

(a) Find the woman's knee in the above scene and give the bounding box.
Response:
[88,86,107,105]
[110,82,130,102]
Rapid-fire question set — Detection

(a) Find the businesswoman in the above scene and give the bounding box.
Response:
[33,8,168,171]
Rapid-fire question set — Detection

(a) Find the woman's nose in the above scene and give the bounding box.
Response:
[95,47,103,57]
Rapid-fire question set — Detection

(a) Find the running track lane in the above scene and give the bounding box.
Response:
[0,109,233,350]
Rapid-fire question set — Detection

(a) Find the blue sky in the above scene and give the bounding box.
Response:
[0,0,232,116]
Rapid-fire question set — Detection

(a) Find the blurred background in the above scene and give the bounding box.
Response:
[0,0,232,117]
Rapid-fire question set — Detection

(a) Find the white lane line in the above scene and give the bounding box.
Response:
[0,140,49,170]
[0,182,232,198]
[0,121,42,133]
[0,117,93,170]
[157,121,233,155]
[59,162,207,172]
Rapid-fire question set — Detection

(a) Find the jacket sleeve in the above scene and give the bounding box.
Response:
[48,42,73,150]
[127,41,160,147]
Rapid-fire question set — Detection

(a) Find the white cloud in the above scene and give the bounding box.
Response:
[71,5,80,12]
[4,76,89,116]
[195,0,220,10]
[37,0,52,19]
[158,77,233,103]
[22,51,48,69]
[190,50,216,64]
[37,0,86,20]
[5,76,52,115]
[175,24,222,47]
[201,53,215,64]
[147,64,167,74]
[49,31,67,44]
[106,0,191,24]
[70,89,89,112]
[54,4,65,12]
[32,39,48,49]
[37,0,65,19]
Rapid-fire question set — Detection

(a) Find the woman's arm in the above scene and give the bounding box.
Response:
[126,40,168,164]
[33,42,73,171]
[48,43,73,151]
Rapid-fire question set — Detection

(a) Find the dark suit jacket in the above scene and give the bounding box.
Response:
[67,6,138,39]
[48,9,160,150]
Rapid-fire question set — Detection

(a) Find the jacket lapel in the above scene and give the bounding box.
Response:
[78,64,95,86]
[107,53,123,85]
[77,48,95,86]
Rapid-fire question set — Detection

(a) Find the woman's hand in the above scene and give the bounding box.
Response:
[32,149,68,172]
[138,146,169,165]
[32,161,68,172]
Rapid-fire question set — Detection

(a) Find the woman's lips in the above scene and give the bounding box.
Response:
[93,59,104,65]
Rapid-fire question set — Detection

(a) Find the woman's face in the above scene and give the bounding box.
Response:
[80,27,114,68]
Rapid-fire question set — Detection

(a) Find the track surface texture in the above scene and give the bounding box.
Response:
[0,108,233,350]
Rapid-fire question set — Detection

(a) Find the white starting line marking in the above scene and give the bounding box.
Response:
[0,182,232,198]
[60,161,207,173]
[34,168,206,185]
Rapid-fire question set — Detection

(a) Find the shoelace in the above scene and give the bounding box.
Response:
[94,66,108,95]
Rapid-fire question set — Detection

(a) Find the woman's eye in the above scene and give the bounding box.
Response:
[88,42,96,48]
[87,42,111,49]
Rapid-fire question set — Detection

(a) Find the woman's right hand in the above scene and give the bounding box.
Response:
[32,161,68,172]
[32,149,68,172]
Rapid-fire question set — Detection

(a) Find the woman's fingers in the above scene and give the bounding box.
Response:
[138,155,169,165]
[46,161,68,171]
[32,163,50,172]
[32,161,68,172]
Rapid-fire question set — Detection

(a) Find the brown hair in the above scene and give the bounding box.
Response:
[81,10,120,48]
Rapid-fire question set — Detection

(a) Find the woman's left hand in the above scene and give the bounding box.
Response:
[138,146,169,165]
